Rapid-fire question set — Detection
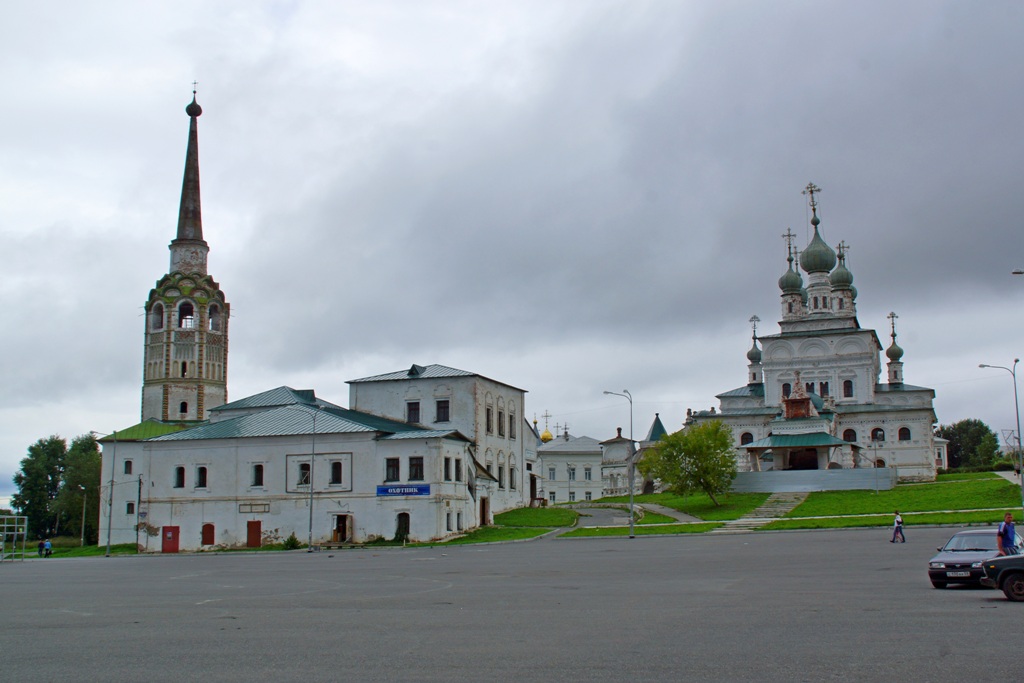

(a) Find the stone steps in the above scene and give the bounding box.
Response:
[709,492,808,534]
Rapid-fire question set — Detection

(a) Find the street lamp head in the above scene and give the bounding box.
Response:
[980,364,989,369]
[1013,269,1024,275]
[603,391,613,395]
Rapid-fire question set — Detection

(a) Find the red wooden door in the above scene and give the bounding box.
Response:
[201,523,215,545]
[246,520,262,548]
[162,526,180,553]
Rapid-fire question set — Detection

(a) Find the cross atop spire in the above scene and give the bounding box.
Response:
[749,314,760,339]
[782,228,796,263]
[802,182,822,212]
[837,240,849,260]
[888,311,899,341]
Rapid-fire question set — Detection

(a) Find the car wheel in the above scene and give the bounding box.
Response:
[1001,572,1024,602]
[930,580,947,589]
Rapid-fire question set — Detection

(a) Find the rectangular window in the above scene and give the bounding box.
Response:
[549,491,556,503]
[444,457,452,481]
[498,465,505,489]
[407,401,420,424]
[298,463,310,486]
[456,511,463,531]
[584,467,592,481]
[498,410,505,437]
[510,468,516,490]
[409,456,424,481]
[385,458,400,482]
[123,460,133,475]
[509,416,516,440]
[486,407,493,434]
[436,399,450,423]
[569,492,576,502]
[585,491,592,501]
[548,466,556,481]
[174,466,184,488]
[252,464,264,487]
[446,512,452,531]
[455,459,463,482]
[196,466,208,488]
[126,502,135,515]
[330,461,343,485]
[568,467,576,481]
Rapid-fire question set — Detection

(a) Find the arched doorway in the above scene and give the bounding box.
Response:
[479,497,490,526]
[201,523,215,545]
[395,513,410,542]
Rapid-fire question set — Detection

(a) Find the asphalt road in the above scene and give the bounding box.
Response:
[1,527,1019,682]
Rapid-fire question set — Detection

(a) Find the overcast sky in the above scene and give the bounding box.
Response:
[3,1,1023,501]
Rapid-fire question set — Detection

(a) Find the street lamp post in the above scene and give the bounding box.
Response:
[78,485,87,547]
[980,360,1024,517]
[604,389,635,538]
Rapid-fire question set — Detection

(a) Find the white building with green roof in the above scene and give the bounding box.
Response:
[686,185,939,487]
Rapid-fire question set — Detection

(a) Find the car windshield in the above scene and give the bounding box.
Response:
[943,534,997,552]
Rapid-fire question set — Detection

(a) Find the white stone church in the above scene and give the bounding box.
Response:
[686,184,942,485]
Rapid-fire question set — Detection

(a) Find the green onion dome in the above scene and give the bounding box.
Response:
[799,215,837,274]
[886,339,904,361]
[830,253,854,289]
[747,338,762,363]
[778,263,803,294]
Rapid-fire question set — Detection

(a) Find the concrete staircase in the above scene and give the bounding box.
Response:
[710,492,809,534]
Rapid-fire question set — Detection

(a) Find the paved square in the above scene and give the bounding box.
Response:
[2,527,1018,682]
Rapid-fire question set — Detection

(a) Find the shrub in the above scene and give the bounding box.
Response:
[282,532,301,550]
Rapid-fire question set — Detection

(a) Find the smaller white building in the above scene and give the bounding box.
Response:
[537,432,604,504]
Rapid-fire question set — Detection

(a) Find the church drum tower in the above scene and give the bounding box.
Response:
[141,92,229,422]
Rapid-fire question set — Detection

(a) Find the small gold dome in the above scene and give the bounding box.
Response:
[540,428,554,443]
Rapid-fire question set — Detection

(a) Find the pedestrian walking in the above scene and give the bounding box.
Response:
[37,540,44,557]
[890,511,905,543]
[43,539,52,557]
[997,513,1017,556]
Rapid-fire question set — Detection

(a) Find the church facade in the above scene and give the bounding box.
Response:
[686,185,938,484]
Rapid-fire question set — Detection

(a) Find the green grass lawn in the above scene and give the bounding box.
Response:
[432,526,552,544]
[635,511,677,525]
[494,507,578,527]
[762,509,1021,531]
[600,491,770,520]
[785,477,1020,518]
[561,522,721,538]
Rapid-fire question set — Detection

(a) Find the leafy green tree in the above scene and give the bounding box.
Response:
[11,436,68,538]
[52,434,102,544]
[936,419,999,468]
[638,420,737,506]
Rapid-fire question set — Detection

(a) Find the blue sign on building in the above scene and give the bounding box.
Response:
[376,484,431,497]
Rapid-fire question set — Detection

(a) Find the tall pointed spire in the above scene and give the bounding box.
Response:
[177,87,204,242]
[169,86,210,275]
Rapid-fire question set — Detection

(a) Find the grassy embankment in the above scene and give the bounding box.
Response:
[762,471,1022,530]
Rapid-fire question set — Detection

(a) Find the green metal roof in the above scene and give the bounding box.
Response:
[645,415,668,442]
[99,419,196,441]
[743,433,850,449]
[717,384,766,399]
[150,404,430,442]
[347,364,527,392]
[874,383,933,393]
[212,386,341,412]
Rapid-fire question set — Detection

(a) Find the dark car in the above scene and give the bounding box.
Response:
[927,528,1023,589]
[980,554,1024,601]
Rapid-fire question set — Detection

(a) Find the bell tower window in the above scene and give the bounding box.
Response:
[178,302,195,329]
[208,304,221,332]
[180,401,188,414]
[151,303,165,330]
